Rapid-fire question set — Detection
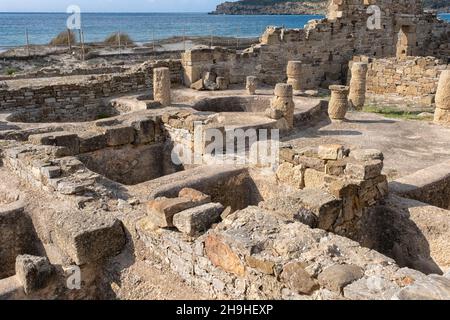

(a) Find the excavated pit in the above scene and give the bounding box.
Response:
[192,96,271,113]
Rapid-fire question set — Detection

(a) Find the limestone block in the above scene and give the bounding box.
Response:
[350,149,384,161]
[153,67,171,106]
[276,162,305,189]
[294,189,342,231]
[146,196,210,228]
[130,118,156,144]
[172,202,224,236]
[102,125,135,146]
[190,79,204,91]
[318,144,345,160]
[246,76,257,95]
[216,77,228,90]
[15,255,53,295]
[29,132,80,155]
[205,234,245,277]
[434,108,450,124]
[435,70,450,110]
[78,131,107,153]
[54,211,126,265]
[345,160,383,180]
[328,85,349,120]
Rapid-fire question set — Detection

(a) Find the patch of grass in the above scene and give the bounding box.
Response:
[362,105,434,121]
[5,68,17,75]
[104,32,134,46]
[49,30,77,46]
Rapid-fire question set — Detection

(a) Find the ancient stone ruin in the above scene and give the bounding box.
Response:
[1,0,450,300]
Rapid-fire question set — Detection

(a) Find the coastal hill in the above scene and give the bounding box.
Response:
[210,0,450,15]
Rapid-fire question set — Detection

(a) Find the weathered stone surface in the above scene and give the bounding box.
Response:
[343,276,400,300]
[246,76,257,95]
[345,160,383,180]
[393,275,450,300]
[328,85,349,120]
[318,264,364,293]
[280,262,319,294]
[173,202,223,236]
[216,77,228,90]
[435,70,450,110]
[325,160,347,176]
[40,166,61,179]
[178,188,211,203]
[54,211,126,265]
[276,162,304,189]
[29,132,79,155]
[147,196,209,228]
[245,255,275,275]
[102,125,135,146]
[78,131,107,153]
[348,62,368,110]
[350,149,384,161]
[205,234,245,277]
[153,67,171,106]
[130,118,156,144]
[15,255,53,294]
[190,79,204,91]
[318,144,345,160]
[303,168,328,189]
[434,107,450,124]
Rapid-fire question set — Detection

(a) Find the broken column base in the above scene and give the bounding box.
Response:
[434,108,450,124]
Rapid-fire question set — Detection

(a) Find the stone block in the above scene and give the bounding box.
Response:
[173,202,223,236]
[146,196,209,228]
[15,255,53,295]
[350,149,384,161]
[102,125,135,146]
[29,132,79,155]
[294,189,342,231]
[325,159,347,176]
[303,168,328,189]
[40,166,61,179]
[276,162,304,189]
[54,211,126,265]
[318,144,345,160]
[131,118,156,144]
[345,160,383,180]
[296,155,326,171]
[78,131,107,153]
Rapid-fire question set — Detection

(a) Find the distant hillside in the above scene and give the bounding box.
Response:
[210,0,450,15]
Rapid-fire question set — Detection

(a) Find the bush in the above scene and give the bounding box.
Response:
[6,68,17,75]
[49,30,77,46]
[104,32,134,46]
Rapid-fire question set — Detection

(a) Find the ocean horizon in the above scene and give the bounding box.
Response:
[0,12,449,50]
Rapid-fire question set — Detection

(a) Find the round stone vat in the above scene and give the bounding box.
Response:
[192,96,271,113]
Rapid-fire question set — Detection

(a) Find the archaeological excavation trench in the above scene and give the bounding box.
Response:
[1,0,450,300]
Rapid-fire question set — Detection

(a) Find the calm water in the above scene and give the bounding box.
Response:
[0,12,449,48]
[0,12,324,48]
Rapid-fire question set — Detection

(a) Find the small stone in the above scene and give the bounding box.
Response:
[15,255,54,295]
[318,144,345,160]
[178,188,211,203]
[345,160,383,180]
[280,262,319,294]
[190,79,204,91]
[172,202,224,236]
[318,264,364,293]
[350,149,384,161]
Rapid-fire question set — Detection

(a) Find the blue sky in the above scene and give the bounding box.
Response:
[0,0,230,12]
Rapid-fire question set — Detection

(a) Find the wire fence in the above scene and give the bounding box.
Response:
[0,23,271,59]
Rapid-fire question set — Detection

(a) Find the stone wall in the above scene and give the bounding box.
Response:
[0,60,183,121]
[358,56,449,102]
[182,0,450,89]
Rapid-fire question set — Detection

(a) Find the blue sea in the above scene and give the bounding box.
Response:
[0,12,449,49]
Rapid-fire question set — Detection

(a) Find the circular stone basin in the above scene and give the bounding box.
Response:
[192,96,271,113]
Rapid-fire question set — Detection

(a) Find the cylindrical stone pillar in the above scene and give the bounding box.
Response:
[287,61,302,90]
[246,76,257,95]
[216,77,228,90]
[153,67,171,106]
[328,85,349,120]
[434,70,450,124]
[270,83,295,128]
[348,62,368,110]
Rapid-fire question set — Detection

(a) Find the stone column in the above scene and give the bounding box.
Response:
[328,85,349,121]
[246,76,257,95]
[434,70,450,124]
[153,67,171,106]
[269,83,295,128]
[348,62,368,110]
[287,61,302,90]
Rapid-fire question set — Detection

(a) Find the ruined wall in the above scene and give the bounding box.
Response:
[182,0,450,89]
[0,60,183,119]
[353,55,449,102]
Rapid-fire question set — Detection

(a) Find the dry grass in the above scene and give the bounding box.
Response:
[104,32,134,46]
[49,30,77,46]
